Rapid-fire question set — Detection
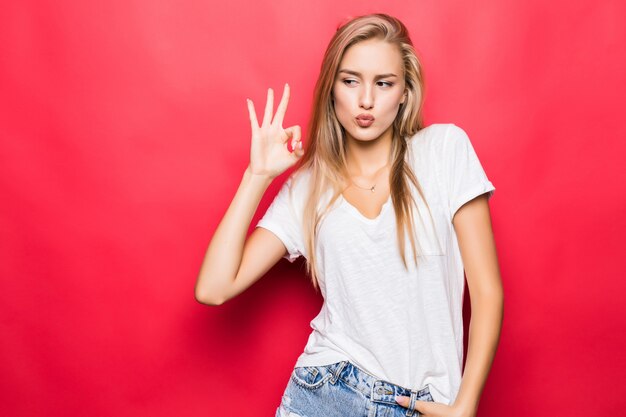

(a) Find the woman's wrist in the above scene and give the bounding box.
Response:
[451,400,478,417]
[243,165,274,186]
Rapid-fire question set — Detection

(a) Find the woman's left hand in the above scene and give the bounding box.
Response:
[394,396,475,417]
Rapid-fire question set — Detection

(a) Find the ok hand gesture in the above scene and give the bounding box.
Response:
[246,84,304,180]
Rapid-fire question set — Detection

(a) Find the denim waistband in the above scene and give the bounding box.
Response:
[326,360,431,410]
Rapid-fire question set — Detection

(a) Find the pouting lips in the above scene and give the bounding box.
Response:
[356,113,375,121]
[356,114,375,127]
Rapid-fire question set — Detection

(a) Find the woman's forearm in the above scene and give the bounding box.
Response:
[194,166,273,304]
[453,286,504,416]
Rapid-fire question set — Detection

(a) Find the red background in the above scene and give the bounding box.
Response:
[1,1,625,416]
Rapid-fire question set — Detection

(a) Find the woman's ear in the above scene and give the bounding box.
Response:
[400,90,407,104]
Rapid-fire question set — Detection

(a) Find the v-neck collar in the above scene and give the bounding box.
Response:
[339,194,393,224]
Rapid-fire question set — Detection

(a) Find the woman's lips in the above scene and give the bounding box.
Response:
[356,114,375,127]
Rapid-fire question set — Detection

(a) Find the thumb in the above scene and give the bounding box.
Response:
[395,396,431,413]
[395,396,409,407]
[395,396,423,409]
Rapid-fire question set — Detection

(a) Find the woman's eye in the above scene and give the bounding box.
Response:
[341,79,393,87]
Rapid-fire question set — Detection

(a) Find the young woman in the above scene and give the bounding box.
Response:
[195,13,503,417]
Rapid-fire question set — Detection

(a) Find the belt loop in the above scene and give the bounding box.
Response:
[406,389,418,416]
[332,360,348,383]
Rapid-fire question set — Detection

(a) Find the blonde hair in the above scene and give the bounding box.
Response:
[289,13,435,291]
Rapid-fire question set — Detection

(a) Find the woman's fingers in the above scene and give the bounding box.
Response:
[283,125,302,152]
[285,127,304,160]
[246,98,259,132]
[292,138,304,159]
[273,83,290,127]
[262,87,274,128]
[251,84,290,131]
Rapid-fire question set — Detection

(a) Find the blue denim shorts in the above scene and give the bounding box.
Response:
[275,360,435,417]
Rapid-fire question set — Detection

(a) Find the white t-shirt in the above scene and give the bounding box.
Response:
[256,123,496,406]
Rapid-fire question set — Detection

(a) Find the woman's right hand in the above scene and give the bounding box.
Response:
[246,84,304,180]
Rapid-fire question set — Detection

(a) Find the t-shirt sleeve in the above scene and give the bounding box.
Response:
[255,175,305,263]
[443,124,496,221]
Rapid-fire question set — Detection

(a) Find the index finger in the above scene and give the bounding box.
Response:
[273,83,290,126]
[246,98,260,132]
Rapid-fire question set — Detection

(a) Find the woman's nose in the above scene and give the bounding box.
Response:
[359,85,374,109]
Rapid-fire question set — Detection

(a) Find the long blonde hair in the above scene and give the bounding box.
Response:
[289,13,434,291]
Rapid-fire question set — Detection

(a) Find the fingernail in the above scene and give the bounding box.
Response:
[298,141,302,149]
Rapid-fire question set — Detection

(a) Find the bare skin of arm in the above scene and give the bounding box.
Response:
[194,168,284,305]
[195,84,304,305]
[449,194,503,417]
[398,194,503,417]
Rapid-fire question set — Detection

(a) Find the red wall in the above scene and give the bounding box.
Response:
[1,1,624,416]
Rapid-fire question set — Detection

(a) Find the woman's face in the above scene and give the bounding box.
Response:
[332,38,406,143]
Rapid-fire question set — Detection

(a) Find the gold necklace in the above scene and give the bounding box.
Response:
[348,162,389,193]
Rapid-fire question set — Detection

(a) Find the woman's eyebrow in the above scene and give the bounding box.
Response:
[338,69,398,79]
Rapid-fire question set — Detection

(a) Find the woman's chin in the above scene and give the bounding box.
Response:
[347,130,386,143]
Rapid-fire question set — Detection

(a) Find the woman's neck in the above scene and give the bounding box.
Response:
[344,126,393,176]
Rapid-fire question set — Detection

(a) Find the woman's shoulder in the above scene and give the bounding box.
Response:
[288,164,312,182]
[406,123,453,157]
[280,165,314,197]
[407,123,454,144]
[407,123,474,156]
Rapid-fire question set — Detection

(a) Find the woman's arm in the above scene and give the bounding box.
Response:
[451,193,504,416]
[396,193,502,416]
[194,85,304,305]
[194,167,277,305]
